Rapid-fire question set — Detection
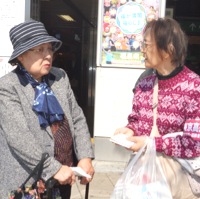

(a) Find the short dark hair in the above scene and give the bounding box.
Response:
[143,18,188,67]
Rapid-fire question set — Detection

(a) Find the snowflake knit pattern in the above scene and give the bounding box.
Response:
[127,66,200,158]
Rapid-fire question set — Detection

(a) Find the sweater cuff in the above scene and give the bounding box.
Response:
[125,125,135,135]
[155,137,163,152]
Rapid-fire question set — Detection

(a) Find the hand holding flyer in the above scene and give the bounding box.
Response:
[110,134,135,148]
[71,167,92,178]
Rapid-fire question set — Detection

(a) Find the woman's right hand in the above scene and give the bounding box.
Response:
[53,165,76,186]
[114,127,134,137]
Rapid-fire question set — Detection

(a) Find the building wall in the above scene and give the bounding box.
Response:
[0,0,31,77]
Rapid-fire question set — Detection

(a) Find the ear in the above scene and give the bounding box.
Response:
[161,50,170,59]
[168,43,174,56]
[17,55,24,64]
[17,55,23,62]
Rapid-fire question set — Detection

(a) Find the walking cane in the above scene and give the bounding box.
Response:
[45,178,57,199]
[46,178,90,199]
[85,183,90,199]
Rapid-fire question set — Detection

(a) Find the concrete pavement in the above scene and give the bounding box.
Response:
[71,160,128,199]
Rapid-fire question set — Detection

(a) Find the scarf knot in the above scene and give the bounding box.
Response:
[18,64,64,128]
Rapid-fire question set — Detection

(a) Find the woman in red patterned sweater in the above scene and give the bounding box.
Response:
[114,18,200,198]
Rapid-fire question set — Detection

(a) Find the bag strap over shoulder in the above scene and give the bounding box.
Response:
[150,77,159,137]
[20,153,49,190]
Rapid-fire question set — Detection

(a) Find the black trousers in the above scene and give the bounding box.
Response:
[59,184,71,199]
[42,184,71,199]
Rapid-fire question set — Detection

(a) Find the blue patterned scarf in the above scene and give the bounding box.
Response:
[18,64,64,128]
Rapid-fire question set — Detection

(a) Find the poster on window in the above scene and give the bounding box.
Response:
[97,0,163,68]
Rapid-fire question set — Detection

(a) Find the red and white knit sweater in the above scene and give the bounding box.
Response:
[127,66,200,158]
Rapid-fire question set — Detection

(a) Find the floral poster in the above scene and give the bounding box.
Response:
[100,0,160,67]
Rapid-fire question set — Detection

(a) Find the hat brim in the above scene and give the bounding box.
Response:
[8,35,62,65]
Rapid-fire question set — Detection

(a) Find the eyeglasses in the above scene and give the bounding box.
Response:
[140,41,153,50]
[28,47,55,56]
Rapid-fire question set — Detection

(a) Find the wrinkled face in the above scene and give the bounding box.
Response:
[140,29,163,70]
[18,43,54,81]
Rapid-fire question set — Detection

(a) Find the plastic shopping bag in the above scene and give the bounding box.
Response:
[111,138,172,199]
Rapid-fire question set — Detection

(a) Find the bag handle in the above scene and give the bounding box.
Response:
[20,153,49,190]
[150,77,160,137]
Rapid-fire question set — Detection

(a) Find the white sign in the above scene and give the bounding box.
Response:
[0,0,26,56]
[0,57,16,78]
[94,67,144,137]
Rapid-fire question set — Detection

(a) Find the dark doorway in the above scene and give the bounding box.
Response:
[39,0,97,136]
[166,0,200,75]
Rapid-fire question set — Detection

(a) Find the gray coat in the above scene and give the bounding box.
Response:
[0,66,94,198]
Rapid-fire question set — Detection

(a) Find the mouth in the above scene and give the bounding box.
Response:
[142,56,147,62]
[43,64,51,68]
[143,55,148,61]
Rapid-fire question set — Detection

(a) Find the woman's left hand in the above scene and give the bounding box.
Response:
[77,158,95,184]
[127,136,148,152]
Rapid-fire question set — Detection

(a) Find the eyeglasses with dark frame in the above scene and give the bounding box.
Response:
[140,41,153,50]
[28,47,55,56]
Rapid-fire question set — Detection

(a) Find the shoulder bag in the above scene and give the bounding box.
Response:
[9,153,49,199]
[152,78,200,197]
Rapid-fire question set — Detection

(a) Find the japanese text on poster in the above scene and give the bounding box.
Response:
[101,0,160,67]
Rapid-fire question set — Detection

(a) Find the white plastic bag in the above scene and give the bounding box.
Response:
[111,138,172,199]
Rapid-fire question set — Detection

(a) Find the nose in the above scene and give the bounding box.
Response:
[44,52,53,63]
[140,47,146,55]
[43,49,53,58]
[44,52,52,58]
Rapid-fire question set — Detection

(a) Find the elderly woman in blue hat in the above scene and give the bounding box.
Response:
[0,20,94,199]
